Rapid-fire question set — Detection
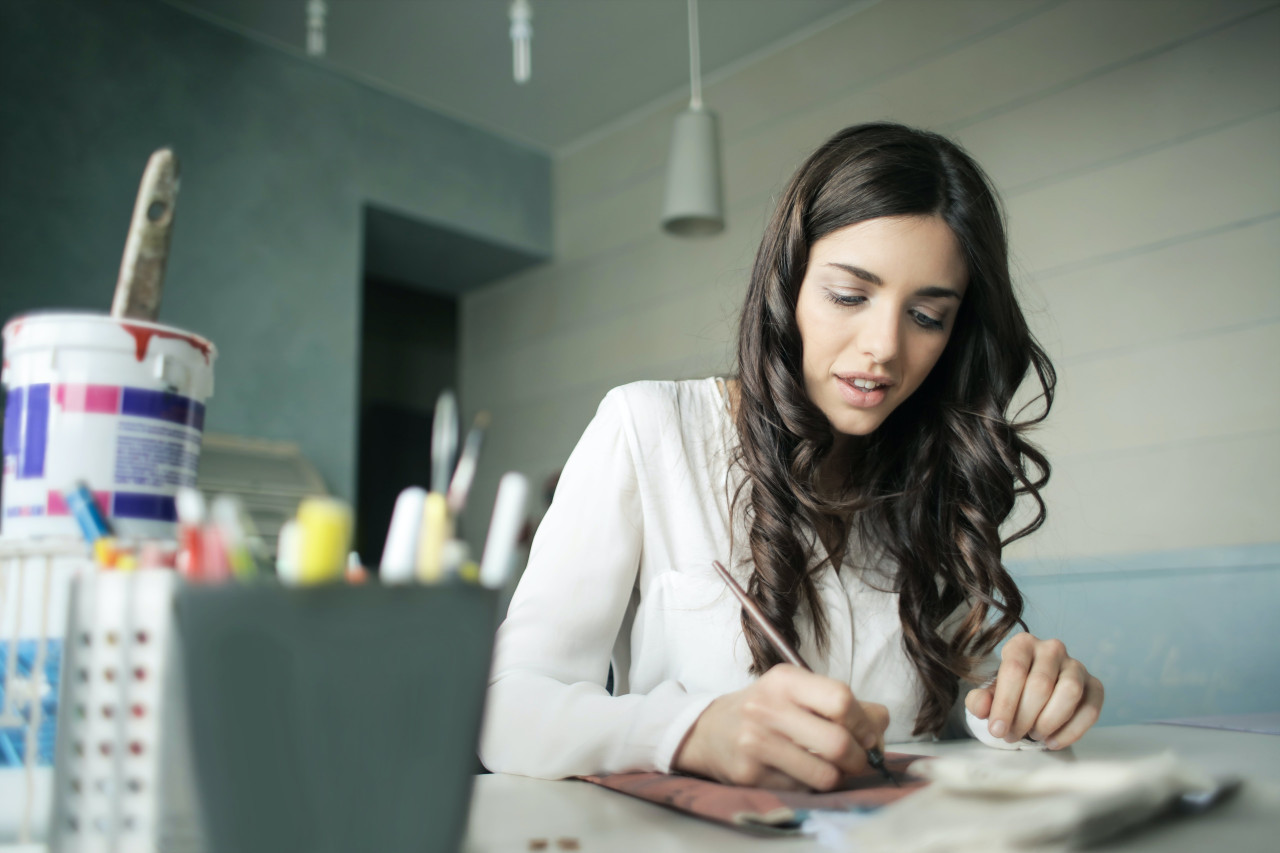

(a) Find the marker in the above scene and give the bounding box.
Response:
[200,523,232,583]
[212,494,260,581]
[276,519,301,585]
[92,537,121,569]
[381,486,426,583]
[415,492,452,583]
[296,497,352,585]
[346,551,369,584]
[479,472,529,589]
[65,482,112,545]
[418,390,460,581]
[175,487,207,581]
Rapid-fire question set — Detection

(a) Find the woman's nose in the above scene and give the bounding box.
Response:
[860,306,899,365]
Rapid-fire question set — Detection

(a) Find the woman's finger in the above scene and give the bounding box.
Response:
[965,686,993,719]
[856,701,891,754]
[770,665,883,751]
[1043,676,1105,749]
[752,767,809,791]
[754,701,869,775]
[1028,659,1087,741]
[745,727,846,791]
[1008,639,1068,741]
[987,634,1035,739]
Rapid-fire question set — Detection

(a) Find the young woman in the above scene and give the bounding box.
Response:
[479,122,1104,791]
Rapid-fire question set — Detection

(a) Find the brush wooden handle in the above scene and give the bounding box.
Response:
[712,560,810,670]
[711,559,899,785]
[111,148,179,321]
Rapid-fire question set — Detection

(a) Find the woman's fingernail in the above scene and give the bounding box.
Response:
[1046,738,1060,750]
[989,720,1007,738]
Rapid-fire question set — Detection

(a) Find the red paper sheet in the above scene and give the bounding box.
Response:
[579,752,929,835]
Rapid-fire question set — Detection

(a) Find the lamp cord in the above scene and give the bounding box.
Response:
[687,0,702,109]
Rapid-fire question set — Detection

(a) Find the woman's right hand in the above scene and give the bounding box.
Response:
[671,664,890,791]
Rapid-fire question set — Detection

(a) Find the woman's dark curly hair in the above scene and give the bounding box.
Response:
[732,122,1054,735]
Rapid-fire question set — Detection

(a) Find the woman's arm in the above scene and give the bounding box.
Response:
[478,389,720,778]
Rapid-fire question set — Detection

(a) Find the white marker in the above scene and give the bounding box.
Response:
[381,486,426,584]
[479,473,529,589]
[276,519,301,585]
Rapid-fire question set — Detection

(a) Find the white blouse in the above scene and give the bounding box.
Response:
[479,378,980,780]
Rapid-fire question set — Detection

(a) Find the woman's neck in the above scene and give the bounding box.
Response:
[817,432,860,498]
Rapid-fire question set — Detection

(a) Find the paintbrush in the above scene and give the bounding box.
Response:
[417,389,459,582]
[446,410,490,516]
[711,560,899,787]
[111,148,179,322]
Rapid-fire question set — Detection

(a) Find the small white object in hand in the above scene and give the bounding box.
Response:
[966,707,1049,751]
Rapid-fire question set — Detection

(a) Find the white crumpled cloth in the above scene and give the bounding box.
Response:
[841,750,1223,852]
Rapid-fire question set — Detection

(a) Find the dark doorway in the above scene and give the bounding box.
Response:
[356,278,456,567]
[355,204,547,570]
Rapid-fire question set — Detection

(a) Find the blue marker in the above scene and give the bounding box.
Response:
[66,482,112,543]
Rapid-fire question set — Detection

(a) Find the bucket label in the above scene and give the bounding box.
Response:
[2,382,204,529]
[3,383,50,479]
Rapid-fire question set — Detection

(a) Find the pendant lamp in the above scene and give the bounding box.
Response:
[661,0,725,237]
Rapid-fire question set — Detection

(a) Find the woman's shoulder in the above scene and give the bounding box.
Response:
[600,377,731,452]
[605,377,723,410]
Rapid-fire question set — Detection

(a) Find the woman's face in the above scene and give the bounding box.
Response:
[794,214,968,438]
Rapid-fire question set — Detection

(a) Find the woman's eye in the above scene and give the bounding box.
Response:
[911,310,944,330]
[825,290,865,307]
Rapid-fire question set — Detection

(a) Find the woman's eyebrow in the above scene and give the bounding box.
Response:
[827,262,882,284]
[826,263,962,300]
[915,285,963,300]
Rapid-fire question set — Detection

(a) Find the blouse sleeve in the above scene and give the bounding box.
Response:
[938,603,1003,741]
[478,388,720,778]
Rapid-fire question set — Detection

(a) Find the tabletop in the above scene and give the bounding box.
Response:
[462,723,1280,853]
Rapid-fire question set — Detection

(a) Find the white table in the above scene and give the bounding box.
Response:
[463,724,1280,852]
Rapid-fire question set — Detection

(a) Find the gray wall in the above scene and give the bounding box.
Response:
[0,0,551,500]
[461,0,1280,722]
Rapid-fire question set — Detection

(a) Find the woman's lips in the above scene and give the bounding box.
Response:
[836,376,889,408]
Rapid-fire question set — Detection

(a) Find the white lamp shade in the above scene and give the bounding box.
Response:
[661,106,725,237]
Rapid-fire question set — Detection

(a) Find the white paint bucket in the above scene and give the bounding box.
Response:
[1,313,217,541]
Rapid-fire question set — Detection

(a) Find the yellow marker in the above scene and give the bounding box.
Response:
[296,497,352,585]
[415,492,452,583]
[93,537,120,569]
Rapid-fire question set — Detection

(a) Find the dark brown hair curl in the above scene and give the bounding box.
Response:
[733,122,1054,735]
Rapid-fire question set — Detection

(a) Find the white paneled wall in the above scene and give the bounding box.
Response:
[461,0,1280,561]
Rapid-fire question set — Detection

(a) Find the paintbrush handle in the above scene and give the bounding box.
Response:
[711,560,899,786]
[112,148,179,321]
[712,560,810,670]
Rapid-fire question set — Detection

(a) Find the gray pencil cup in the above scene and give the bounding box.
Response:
[174,581,498,853]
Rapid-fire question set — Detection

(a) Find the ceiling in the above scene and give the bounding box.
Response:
[165,0,869,154]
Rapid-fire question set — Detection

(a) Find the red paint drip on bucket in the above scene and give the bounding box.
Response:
[119,323,213,364]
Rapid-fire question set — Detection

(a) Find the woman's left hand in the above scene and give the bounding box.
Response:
[964,633,1104,749]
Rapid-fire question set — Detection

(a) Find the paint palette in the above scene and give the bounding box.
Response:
[48,570,204,853]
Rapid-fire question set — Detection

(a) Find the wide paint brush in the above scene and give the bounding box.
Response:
[111,148,179,322]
